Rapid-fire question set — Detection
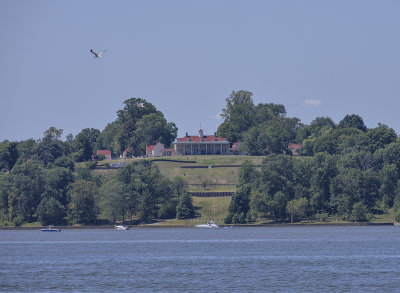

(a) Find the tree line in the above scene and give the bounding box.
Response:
[225,141,400,224]
[0,158,195,226]
[0,98,187,226]
[219,90,400,223]
[1,90,400,225]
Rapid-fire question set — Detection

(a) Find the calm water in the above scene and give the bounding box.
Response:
[1,226,400,292]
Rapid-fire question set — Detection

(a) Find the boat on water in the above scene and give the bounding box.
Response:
[41,226,61,232]
[195,221,219,229]
[115,225,129,230]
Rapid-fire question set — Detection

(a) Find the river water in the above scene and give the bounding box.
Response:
[1,226,400,292]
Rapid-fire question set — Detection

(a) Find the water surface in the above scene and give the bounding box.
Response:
[1,226,399,292]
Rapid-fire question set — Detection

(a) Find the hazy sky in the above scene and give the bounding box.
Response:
[1,1,399,142]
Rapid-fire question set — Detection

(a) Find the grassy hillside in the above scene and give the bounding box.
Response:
[94,155,264,191]
[91,155,262,225]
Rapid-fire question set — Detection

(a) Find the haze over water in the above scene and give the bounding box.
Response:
[1,226,400,292]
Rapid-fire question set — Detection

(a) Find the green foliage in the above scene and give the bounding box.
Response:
[2,93,400,227]
[73,128,101,161]
[218,90,256,143]
[133,112,178,155]
[171,176,188,198]
[117,160,173,222]
[225,185,251,224]
[37,197,66,225]
[158,200,177,219]
[99,178,127,223]
[0,140,19,171]
[68,180,98,225]
[286,197,308,223]
[11,162,45,222]
[338,114,367,132]
[176,192,195,219]
[351,202,369,222]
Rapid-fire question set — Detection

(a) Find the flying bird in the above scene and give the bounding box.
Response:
[90,49,105,58]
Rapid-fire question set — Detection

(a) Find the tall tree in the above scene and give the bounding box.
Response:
[116,98,158,154]
[117,160,171,222]
[99,178,128,223]
[133,112,177,155]
[218,90,256,143]
[176,191,195,219]
[35,127,65,166]
[286,197,308,223]
[36,197,66,225]
[225,185,251,224]
[338,114,367,132]
[73,128,101,161]
[68,180,98,225]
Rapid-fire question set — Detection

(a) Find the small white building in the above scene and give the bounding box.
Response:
[146,142,165,157]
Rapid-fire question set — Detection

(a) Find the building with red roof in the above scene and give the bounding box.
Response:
[229,141,247,155]
[173,129,230,155]
[146,142,165,157]
[288,143,302,156]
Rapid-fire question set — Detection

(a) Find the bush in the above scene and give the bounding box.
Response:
[158,201,177,219]
[351,202,369,222]
[12,216,24,227]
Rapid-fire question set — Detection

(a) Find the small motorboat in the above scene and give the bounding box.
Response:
[115,225,129,230]
[41,226,61,232]
[195,221,219,229]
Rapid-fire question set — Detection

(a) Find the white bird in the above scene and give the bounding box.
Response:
[90,49,105,58]
[137,103,144,108]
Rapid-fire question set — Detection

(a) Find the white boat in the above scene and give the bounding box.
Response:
[41,226,61,232]
[115,225,129,230]
[195,221,219,229]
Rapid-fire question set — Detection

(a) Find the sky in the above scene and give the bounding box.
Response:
[1,1,399,142]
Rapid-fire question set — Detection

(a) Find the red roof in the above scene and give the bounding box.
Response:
[97,150,111,157]
[146,143,165,153]
[162,148,175,152]
[288,143,302,150]
[176,135,227,142]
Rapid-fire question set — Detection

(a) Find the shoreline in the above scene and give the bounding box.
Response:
[0,222,395,230]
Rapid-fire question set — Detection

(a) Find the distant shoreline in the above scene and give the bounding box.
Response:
[0,222,396,230]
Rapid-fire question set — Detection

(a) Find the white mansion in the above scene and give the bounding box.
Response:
[172,129,230,156]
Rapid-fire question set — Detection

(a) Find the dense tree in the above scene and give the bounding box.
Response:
[99,178,128,223]
[176,192,195,219]
[171,176,188,198]
[0,173,12,223]
[115,98,158,154]
[379,164,398,208]
[225,185,251,224]
[358,124,397,153]
[36,197,66,225]
[73,128,101,161]
[309,153,337,213]
[117,160,171,222]
[133,112,178,155]
[16,139,37,163]
[35,127,66,166]
[338,114,367,132]
[218,90,256,143]
[10,162,45,222]
[286,197,308,223]
[68,180,98,225]
[0,141,18,171]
